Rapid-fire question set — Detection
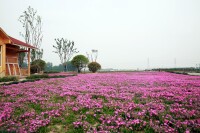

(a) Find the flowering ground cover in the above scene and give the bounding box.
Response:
[0,72,200,132]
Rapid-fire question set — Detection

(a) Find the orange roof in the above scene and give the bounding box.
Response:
[0,27,36,49]
[8,36,37,49]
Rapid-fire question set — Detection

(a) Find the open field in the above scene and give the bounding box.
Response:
[0,72,200,132]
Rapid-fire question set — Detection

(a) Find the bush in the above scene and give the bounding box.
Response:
[26,74,70,80]
[0,76,18,82]
[26,74,49,80]
[31,59,46,74]
[44,71,60,74]
[88,62,101,73]
[71,55,89,73]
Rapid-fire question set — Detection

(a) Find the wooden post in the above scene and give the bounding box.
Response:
[2,44,6,76]
[28,48,31,76]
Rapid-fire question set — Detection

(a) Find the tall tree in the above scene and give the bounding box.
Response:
[19,6,43,62]
[53,38,78,72]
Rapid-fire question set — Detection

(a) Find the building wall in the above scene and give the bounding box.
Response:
[0,28,30,77]
[5,45,20,76]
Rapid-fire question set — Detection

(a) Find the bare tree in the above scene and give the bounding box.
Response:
[53,38,78,72]
[86,49,98,62]
[19,6,43,62]
[92,49,98,62]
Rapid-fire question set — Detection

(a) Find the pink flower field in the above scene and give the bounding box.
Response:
[0,72,200,133]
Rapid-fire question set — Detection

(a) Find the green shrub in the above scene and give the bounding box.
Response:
[44,71,60,74]
[31,59,46,74]
[88,62,101,73]
[26,74,49,80]
[0,76,18,82]
[26,74,70,80]
[71,55,89,73]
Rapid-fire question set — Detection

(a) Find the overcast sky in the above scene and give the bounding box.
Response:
[0,0,200,69]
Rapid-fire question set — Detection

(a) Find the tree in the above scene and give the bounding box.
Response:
[86,49,98,62]
[53,38,78,72]
[88,62,101,73]
[19,6,43,62]
[45,62,53,71]
[31,59,46,73]
[71,55,89,73]
[18,49,26,67]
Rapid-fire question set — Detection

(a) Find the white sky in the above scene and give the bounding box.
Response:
[0,0,200,69]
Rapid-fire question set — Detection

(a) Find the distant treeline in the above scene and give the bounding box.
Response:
[152,67,200,73]
[44,61,76,73]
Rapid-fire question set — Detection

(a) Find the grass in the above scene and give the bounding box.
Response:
[163,99,175,105]
[64,113,76,124]
[134,107,142,112]
[85,114,96,124]
[85,114,100,124]
[27,103,43,113]
[79,107,89,114]
[51,117,63,124]
[133,97,140,104]
[51,95,66,103]
[13,107,25,117]
[144,127,155,133]
[37,126,49,133]
[92,95,108,102]
[37,112,78,133]
[66,127,84,133]
[102,106,115,115]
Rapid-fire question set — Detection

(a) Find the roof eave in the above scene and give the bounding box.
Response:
[12,43,37,49]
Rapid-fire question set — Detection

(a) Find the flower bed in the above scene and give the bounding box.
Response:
[0,72,199,132]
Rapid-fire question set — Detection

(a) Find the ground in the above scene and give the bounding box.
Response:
[0,72,200,132]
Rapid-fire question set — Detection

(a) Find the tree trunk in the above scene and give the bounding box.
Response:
[63,63,68,72]
[78,69,81,73]
[64,65,66,72]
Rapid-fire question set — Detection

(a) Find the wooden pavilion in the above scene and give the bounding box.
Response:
[0,27,36,77]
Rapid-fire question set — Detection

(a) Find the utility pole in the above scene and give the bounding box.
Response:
[199,64,200,70]
[147,58,150,70]
[174,58,176,68]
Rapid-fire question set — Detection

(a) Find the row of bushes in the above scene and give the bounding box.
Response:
[1,74,73,85]
[44,71,60,74]
[153,67,200,73]
[26,74,72,80]
[26,74,49,79]
[31,59,102,74]
[165,71,188,75]
[0,76,18,82]
[0,74,67,83]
